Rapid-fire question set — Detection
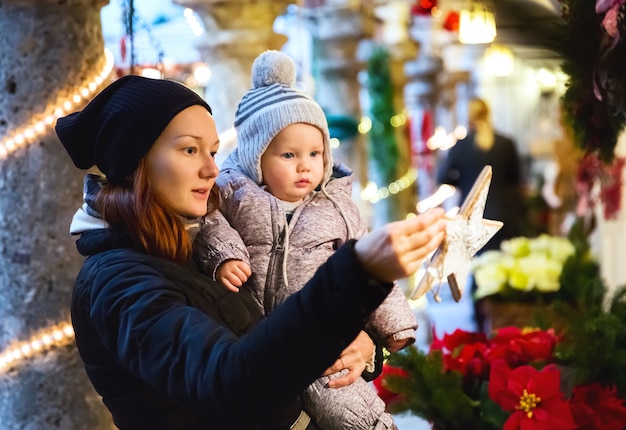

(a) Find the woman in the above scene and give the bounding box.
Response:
[436,97,525,251]
[55,75,446,430]
[436,96,526,333]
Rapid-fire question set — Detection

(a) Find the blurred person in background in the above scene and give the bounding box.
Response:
[436,97,527,333]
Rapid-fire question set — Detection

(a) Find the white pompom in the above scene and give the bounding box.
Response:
[251,50,296,88]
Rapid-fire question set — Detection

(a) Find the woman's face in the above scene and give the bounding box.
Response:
[145,105,219,218]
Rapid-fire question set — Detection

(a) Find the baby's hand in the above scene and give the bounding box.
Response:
[216,260,251,293]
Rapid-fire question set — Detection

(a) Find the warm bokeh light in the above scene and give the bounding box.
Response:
[0,323,75,373]
[0,49,115,160]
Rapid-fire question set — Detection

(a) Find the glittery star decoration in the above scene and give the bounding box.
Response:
[411,165,503,302]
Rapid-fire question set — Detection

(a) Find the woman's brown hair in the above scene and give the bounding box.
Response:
[468,97,494,151]
[95,160,217,263]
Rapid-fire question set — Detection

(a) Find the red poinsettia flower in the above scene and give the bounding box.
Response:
[488,360,576,430]
[430,328,489,353]
[445,341,490,380]
[569,382,626,429]
[488,327,558,367]
[430,328,490,378]
[373,364,408,405]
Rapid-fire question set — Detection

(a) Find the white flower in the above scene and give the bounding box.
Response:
[508,260,534,292]
[474,263,508,299]
[470,234,576,299]
[501,237,531,258]
[471,250,508,269]
[547,237,576,264]
[517,255,562,293]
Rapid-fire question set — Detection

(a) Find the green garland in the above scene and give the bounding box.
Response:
[366,46,400,185]
[385,348,499,430]
[560,0,626,163]
[553,286,626,398]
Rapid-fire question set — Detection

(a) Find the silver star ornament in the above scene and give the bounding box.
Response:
[411,165,503,302]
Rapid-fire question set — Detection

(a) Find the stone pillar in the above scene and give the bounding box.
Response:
[299,2,374,220]
[174,0,290,161]
[0,0,114,428]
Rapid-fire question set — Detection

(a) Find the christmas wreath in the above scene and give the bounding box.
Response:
[560,0,626,219]
[560,0,626,163]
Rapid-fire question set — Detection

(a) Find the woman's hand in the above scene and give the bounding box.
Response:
[355,207,446,283]
[322,330,374,388]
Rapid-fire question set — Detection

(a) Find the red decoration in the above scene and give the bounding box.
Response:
[411,0,436,16]
[409,109,434,155]
[442,11,460,32]
[420,109,434,144]
[576,153,625,220]
[120,36,127,63]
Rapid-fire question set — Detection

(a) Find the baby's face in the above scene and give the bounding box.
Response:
[260,123,325,202]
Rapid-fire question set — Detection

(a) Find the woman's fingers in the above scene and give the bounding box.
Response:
[325,367,360,388]
[324,352,364,388]
[322,331,373,388]
[355,208,446,282]
[322,358,344,376]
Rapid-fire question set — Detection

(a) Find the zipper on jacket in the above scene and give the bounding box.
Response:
[263,227,285,315]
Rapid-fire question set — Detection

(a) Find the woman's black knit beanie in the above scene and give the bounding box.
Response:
[55,75,211,183]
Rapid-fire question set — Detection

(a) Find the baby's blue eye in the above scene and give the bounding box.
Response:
[282,153,294,159]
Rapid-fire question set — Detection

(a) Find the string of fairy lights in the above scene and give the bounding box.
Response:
[0,48,115,373]
[360,168,418,204]
[0,47,442,375]
[0,49,115,160]
[0,324,75,372]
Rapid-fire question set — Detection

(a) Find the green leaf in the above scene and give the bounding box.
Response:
[385,347,488,429]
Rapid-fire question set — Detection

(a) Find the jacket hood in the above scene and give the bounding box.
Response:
[70,173,109,235]
[75,228,134,257]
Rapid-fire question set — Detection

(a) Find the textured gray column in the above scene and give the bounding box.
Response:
[0,0,115,428]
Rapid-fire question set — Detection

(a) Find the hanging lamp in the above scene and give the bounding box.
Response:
[458,0,496,44]
[484,43,514,76]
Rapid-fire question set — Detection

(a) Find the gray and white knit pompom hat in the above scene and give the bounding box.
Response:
[234,50,333,185]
